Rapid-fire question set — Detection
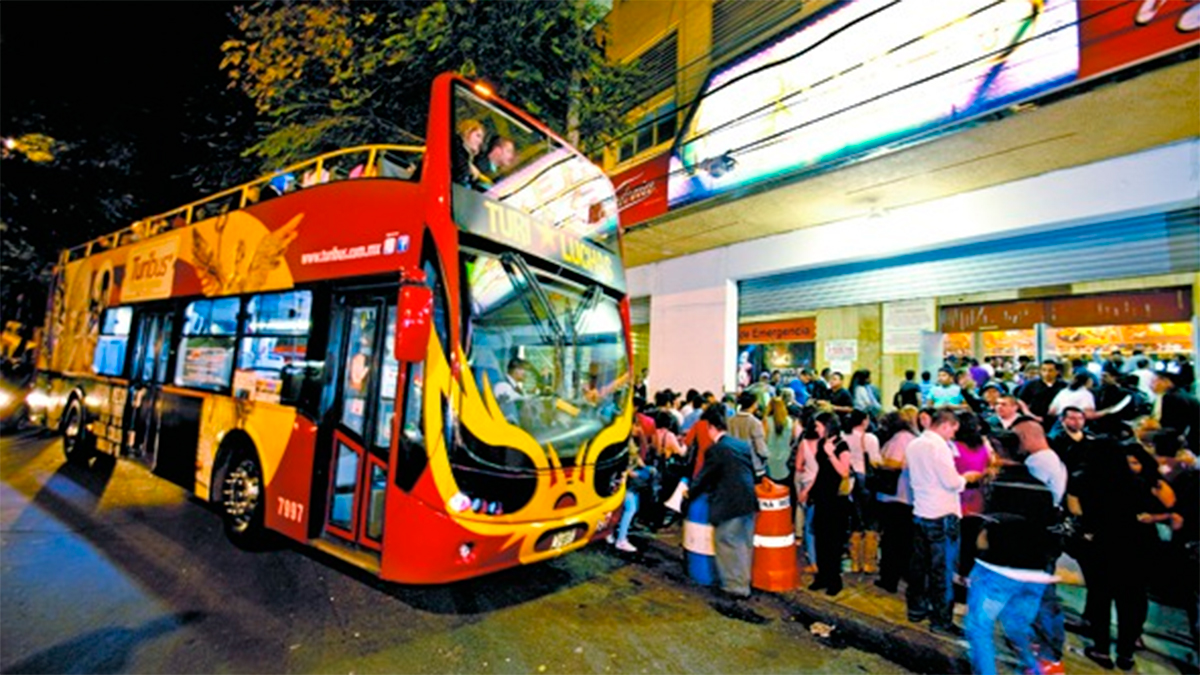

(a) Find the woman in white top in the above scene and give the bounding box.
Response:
[1048,372,1097,417]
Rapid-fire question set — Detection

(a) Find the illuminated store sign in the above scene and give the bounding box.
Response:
[668,0,1080,208]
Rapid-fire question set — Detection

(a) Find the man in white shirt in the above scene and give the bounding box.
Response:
[905,407,979,636]
[493,357,529,424]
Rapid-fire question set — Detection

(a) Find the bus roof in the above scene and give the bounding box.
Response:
[60,143,424,265]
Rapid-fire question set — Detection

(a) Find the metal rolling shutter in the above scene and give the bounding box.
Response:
[739,207,1200,318]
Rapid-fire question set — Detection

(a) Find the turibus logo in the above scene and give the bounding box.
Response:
[121,234,181,302]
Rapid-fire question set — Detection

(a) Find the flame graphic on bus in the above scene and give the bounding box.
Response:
[417,328,631,561]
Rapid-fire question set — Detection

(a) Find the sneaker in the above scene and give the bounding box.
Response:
[930,622,965,638]
[605,533,615,544]
[1084,647,1114,670]
[615,539,638,553]
[1037,658,1065,675]
[1115,655,1135,671]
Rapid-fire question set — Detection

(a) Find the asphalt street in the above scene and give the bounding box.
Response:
[0,428,909,674]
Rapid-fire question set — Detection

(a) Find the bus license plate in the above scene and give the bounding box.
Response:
[550,530,576,550]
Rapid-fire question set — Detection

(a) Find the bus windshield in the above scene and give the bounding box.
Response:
[463,249,629,462]
[450,84,619,255]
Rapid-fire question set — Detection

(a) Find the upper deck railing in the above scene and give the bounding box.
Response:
[59,144,426,266]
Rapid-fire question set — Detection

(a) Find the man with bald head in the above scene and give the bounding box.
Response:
[1012,416,1069,671]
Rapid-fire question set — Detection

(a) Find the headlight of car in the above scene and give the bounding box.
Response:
[0,387,14,412]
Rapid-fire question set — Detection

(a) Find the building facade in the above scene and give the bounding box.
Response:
[601,0,1200,399]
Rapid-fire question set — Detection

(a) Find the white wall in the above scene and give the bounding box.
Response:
[627,138,1200,393]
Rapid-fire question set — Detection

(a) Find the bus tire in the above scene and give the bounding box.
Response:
[61,398,94,465]
[220,447,267,550]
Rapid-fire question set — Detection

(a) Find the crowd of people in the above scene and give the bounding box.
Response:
[619,352,1198,674]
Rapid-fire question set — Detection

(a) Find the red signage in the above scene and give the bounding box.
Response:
[612,153,669,229]
[739,318,816,344]
[1078,0,1200,80]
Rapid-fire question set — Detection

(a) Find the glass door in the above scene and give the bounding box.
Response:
[126,309,173,467]
[325,295,398,550]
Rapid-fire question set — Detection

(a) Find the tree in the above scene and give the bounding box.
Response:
[221,0,638,168]
[0,125,145,326]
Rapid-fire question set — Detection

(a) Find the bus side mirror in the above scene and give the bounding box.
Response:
[396,282,433,363]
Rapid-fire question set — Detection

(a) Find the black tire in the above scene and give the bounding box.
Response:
[61,398,94,465]
[220,448,267,550]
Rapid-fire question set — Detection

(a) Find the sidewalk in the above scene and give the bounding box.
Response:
[632,525,1197,674]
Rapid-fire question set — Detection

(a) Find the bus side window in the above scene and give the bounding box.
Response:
[237,290,314,405]
[93,307,133,376]
[175,297,240,392]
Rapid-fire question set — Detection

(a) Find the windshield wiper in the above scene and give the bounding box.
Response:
[498,252,574,346]
[570,283,603,337]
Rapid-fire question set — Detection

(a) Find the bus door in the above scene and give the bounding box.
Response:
[126,308,174,468]
[323,294,400,551]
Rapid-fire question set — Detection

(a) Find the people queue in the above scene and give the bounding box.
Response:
[620,354,1198,675]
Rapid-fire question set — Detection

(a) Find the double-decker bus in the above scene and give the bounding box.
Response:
[27,74,634,583]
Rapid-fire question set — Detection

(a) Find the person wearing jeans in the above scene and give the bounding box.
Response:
[612,462,654,552]
[964,430,1060,675]
[908,515,960,627]
[905,407,976,635]
[965,564,1048,675]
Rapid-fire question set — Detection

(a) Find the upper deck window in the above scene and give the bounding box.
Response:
[449,84,619,256]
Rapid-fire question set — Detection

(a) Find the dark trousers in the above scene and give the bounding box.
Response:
[877,500,913,590]
[1084,544,1148,660]
[959,514,983,579]
[814,496,850,590]
[907,514,960,628]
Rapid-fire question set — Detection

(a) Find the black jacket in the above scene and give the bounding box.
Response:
[1161,387,1199,453]
[976,465,1058,572]
[690,434,759,524]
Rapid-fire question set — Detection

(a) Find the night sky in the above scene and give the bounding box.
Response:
[2,1,245,214]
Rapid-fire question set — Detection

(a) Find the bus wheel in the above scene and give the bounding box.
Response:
[61,399,94,465]
[221,449,265,549]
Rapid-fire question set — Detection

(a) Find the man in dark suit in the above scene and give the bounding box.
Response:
[686,404,759,598]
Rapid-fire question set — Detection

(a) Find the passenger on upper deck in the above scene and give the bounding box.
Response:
[474,135,516,184]
[452,118,487,188]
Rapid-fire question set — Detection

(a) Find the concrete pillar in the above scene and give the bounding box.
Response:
[647,279,738,396]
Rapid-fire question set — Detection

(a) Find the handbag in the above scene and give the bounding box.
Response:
[837,473,854,497]
[865,465,901,496]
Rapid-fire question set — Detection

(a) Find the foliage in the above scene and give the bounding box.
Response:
[0,126,144,325]
[221,0,638,167]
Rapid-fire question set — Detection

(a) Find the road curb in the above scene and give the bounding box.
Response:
[634,531,970,674]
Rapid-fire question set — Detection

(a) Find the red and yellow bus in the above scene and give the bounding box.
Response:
[28,74,634,583]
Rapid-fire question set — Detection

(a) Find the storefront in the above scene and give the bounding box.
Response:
[942,287,1194,371]
[736,318,816,387]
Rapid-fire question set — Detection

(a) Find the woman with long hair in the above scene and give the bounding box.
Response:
[808,411,853,596]
[795,407,821,573]
[874,406,919,593]
[763,396,799,484]
[953,411,994,581]
[452,118,487,187]
[1079,440,1175,671]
